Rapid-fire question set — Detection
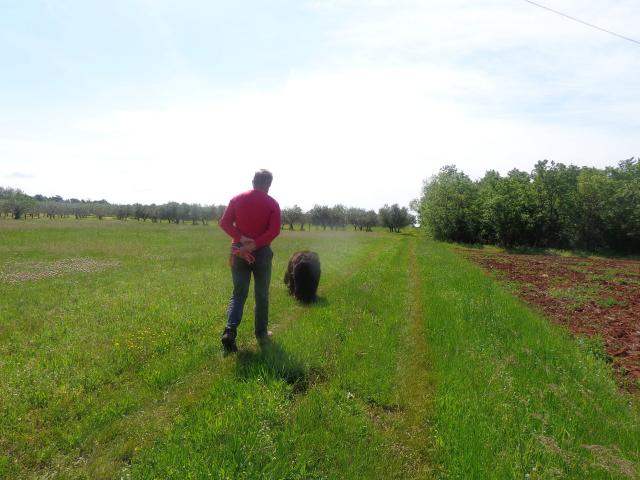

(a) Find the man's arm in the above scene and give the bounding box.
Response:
[254,204,281,248]
[219,200,242,242]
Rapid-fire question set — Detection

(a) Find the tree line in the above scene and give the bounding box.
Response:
[0,188,415,232]
[0,189,226,224]
[281,204,414,233]
[418,158,640,253]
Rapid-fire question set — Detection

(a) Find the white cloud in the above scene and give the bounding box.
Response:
[1,63,636,209]
[1,1,638,209]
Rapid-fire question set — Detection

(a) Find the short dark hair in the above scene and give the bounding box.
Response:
[253,169,273,189]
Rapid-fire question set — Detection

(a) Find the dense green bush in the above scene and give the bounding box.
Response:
[419,158,640,253]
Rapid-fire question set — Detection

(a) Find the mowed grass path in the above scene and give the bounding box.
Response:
[1,220,639,479]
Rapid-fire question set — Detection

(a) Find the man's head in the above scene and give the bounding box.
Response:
[252,169,273,192]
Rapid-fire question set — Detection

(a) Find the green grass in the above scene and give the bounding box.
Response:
[549,284,627,310]
[416,240,640,479]
[1,219,639,479]
[587,269,640,288]
[128,230,432,479]
[465,242,640,262]
[548,285,602,310]
[0,220,431,478]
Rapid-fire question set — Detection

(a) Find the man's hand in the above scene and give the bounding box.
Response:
[240,235,256,252]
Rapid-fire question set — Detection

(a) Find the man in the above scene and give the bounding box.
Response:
[219,169,281,352]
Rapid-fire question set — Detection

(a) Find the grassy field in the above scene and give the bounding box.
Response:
[1,219,639,479]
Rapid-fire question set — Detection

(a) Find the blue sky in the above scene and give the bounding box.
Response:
[1,1,329,111]
[1,0,639,209]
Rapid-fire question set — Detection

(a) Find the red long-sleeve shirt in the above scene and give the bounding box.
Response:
[219,189,281,248]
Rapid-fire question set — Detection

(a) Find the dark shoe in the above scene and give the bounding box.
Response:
[256,330,273,347]
[221,330,238,353]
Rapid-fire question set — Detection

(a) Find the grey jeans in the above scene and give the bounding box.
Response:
[224,246,273,339]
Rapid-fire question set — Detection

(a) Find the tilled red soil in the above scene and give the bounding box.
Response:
[460,248,640,389]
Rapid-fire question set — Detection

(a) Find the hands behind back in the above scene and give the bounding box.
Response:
[239,235,257,252]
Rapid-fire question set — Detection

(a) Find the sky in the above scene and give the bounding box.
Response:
[1,0,639,210]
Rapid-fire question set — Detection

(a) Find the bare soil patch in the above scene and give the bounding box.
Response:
[0,258,120,283]
[460,248,640,389]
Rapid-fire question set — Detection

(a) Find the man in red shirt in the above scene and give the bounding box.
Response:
[219,169,281,352]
